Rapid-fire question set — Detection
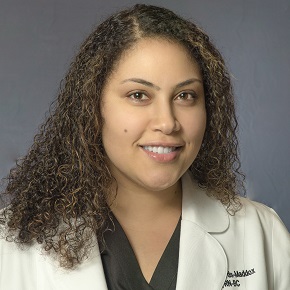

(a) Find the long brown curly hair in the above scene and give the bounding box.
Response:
[0,4,244,268]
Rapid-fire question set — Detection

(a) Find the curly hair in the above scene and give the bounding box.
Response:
[0,4,244,268]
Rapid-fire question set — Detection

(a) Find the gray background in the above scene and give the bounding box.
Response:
[0,0,289,230]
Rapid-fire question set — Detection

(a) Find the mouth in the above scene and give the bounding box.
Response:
[141,145,181,154]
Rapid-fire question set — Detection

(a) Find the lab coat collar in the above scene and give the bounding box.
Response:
[176,171,229,290]
[181,171,229,233]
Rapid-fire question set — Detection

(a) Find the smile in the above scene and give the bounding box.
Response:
[142,146,178,154]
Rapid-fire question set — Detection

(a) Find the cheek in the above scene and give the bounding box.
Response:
[102,108,146,147]
[181,110,207,143]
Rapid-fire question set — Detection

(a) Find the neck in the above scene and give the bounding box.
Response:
[108,180,182,228]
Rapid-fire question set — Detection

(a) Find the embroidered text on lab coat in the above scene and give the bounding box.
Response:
[222,268,256,288]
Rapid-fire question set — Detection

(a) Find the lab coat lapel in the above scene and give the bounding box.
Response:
[176,172,229,290]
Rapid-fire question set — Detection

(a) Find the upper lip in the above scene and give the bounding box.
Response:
[139,142,184,147]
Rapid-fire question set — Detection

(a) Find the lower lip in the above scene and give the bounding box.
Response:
[140,147,181,163]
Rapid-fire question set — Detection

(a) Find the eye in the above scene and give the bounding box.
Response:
[127,92,149,102]
[175,91,197,103]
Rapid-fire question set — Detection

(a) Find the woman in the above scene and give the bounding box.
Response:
[0,4,289,290]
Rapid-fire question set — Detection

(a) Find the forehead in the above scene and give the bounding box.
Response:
[107,37,202,82]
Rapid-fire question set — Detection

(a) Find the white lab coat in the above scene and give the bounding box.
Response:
[1,172,289,290]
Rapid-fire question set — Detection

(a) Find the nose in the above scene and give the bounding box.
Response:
[151,102,181,134]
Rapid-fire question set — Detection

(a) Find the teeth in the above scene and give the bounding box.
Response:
[143,146,176,154]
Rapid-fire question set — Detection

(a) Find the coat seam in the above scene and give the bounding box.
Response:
[271,212,275,290]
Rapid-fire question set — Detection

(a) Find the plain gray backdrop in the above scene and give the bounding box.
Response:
[0,0,289,230]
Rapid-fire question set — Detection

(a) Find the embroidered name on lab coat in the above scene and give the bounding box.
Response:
[222,268,256,288]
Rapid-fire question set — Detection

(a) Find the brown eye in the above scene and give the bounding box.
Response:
[128,92,149,102]
[174,91,197,105]
[177,92,196,100]
[131,92,145,99]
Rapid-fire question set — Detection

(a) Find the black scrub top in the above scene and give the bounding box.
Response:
[100,214,181,290]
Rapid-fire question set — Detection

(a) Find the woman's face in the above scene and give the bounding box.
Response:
[101,38,206,192]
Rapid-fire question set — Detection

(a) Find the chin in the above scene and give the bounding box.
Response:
[140,174,180,192]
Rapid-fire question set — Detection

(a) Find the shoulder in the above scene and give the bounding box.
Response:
[238,197,277,218]
[233,196,290,247]
[237,196,288,228]
[0,207,42,272]
[0,211,37,258]
[0,210,62,289]
[233,197,290,288]
[0,220,37,289]
[234,196,288,231]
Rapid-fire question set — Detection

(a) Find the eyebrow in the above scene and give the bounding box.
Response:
[175,78,203,89]
[121,78,161,90]
[120,78,202,90]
